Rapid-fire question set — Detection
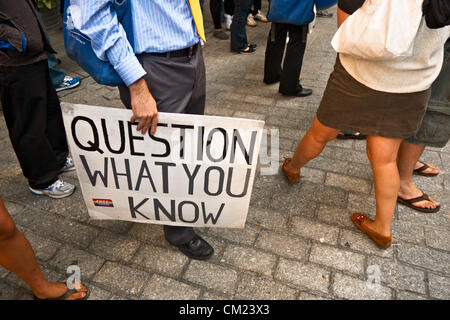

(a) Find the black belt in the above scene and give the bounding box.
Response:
[148,43,199,59]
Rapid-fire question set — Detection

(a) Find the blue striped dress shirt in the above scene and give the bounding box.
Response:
[70,0,201,86]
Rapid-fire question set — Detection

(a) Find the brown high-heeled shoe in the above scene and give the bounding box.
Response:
[282,158,300,184]
[351,213,392,249]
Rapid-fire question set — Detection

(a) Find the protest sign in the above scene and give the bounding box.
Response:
[61,103,265,228]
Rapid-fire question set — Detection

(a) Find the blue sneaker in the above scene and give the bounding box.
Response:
[55,76,81,92]
[60,156,75,173]
[29,179,75,199]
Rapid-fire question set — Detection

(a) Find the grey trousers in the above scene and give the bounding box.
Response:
[118,44,206,245]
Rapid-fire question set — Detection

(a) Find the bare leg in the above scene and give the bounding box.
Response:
[397,141,439,209]
[0,196,87,299]
[285,116,340,173]
[365,136,403,237]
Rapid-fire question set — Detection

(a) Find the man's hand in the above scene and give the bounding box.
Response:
[129,77,158,135]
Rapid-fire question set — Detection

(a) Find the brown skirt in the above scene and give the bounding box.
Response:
[316,57,431,139]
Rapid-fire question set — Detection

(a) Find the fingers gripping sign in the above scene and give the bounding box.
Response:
[129,78,159,136]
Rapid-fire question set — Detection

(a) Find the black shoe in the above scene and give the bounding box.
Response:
[175,234,214,260]
[248,43,257,49]
[238,46,256,54]
[280,87,313,97]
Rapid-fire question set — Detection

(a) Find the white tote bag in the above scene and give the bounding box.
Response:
[331,0,424,60]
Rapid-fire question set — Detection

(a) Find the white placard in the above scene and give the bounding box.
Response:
[61,103,265,228]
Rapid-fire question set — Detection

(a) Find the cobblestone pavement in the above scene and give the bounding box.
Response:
[0,4,449,300]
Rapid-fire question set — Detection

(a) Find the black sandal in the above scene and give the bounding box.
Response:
[397,193,440,213]
[238,46,256,54]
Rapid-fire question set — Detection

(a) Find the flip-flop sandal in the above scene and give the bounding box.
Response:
[397,193,440,213]
[413,161,439,177]
[336,131,367,140]
[33,284,90,300]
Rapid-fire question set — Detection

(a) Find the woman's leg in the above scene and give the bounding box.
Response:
[366,136,403,237]
[230,0,253,52]
[285,116,340,173]
[0,196,87,299]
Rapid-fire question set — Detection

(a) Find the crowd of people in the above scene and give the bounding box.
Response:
[0,0,448,300]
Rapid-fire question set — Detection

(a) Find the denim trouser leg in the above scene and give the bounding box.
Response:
[230,0,252,52]
[47,51,65,87]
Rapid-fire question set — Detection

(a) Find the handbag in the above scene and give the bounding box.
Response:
[267,0,315,25]
[331,0,424,60]
[315,0,337,11]
[63,0,133,86]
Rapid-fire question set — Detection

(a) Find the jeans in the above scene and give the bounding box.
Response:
[230,0,253,52]
[47,50,65,86]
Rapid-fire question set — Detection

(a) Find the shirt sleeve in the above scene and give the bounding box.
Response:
[72,0,146,86]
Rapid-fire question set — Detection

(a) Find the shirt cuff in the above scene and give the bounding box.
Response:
[113,54,147,87]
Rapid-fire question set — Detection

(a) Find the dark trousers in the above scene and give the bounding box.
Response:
[210,0,223,29]
[118,45,206,245]
[230,0,253,52]
[264,23,308,94]
[224,0,234,15]
[250,0,261,15]
[0,59,68,189]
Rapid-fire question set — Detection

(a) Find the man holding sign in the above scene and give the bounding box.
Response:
[73,0,213,260]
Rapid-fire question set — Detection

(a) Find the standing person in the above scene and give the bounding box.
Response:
[282,0,449,248]
[0,0,76,199]
[230,0,255,53]
[73,0,214,260]
[0,195,89,300]
[210,0,229,40]
[263,0,313,97]
[397,39,450,214]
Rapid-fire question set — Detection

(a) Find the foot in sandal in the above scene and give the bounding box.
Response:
[398,183,440,213]
[413,161,440,177]
[33,282,89,300]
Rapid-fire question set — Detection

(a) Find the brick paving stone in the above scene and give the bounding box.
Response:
[2,201,25,216]
[396,291,428,300]
[12,208,99,248]
[347,193,377,216]
[127,223,170,248]
[183,261,238,295]
[428,273,450,300]
[233,111,266,121]
[317,205,353,228]
[397,243,450,274]
[391,220,425,245]
[88,220,134,235]
[289,216,340,245]
[297,292,329,300]
[0,267,8,279]
[221,245,277,276]
[245,207,288,232]
[93,262,149,296]
[333,273,392,300]
[235,273,297,300]
[19,227,62,261]
[275,259,330,294]
[425,227,450,251]
[397,204,450,230]
[255,230,309,261]
[49,245,105,279]
[132,245,188,278]
[87,285,113,300]
[0,280,19,300]
[339,229,394,259]
[201,292,230,300]
[88,231,141,262]
[325,173,372,194]
[299,168,326,185]
[367,257,426,294]
[345,162,373,180]
[141,275,201,300]
[310,244,365,275]
[207,224,260,246]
